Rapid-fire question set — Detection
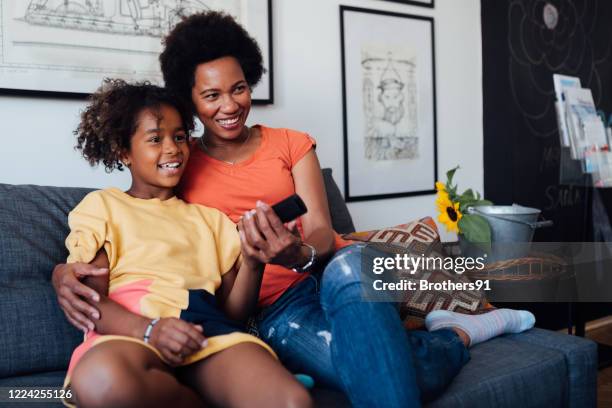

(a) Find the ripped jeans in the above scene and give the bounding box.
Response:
[257,244,469,408]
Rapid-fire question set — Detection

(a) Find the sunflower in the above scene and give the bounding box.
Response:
[435,188,450,211]
[437,193,462,233]
[435,181,446,192]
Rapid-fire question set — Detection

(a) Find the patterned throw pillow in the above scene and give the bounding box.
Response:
[343,217,493,329]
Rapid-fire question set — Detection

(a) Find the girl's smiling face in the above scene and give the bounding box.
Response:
[190,56,252,143]
[122,104,189,200]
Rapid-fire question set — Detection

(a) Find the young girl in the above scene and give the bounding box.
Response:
[62,79,312,408]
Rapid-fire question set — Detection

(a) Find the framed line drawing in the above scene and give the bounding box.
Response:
[340,6,437,202]
[0,0,274,103]
[380,0,434,8]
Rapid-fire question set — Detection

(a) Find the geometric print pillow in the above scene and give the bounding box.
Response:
[343,217,493,329]
[342,217,444,256]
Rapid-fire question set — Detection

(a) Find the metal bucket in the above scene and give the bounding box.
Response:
[461,205,553,262]
[470,205,553,242]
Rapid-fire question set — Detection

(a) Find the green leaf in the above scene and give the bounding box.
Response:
[458,214,491,245]
[458,190,476,206]
[460,189,475,200]
[447,186,458,201]
[459,200,477,213]
[476,191,481,200]
[457,189,480,212]
[446,166,460,188]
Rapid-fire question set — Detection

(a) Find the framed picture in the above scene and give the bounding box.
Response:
[340,6,437,202]
[380,0,434,8]
[0,0,274,104]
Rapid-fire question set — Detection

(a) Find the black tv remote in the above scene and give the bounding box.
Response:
[271,194,307,223]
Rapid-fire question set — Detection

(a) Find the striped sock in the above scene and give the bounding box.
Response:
[425,309,535,347]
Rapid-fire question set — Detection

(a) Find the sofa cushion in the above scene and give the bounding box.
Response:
[428,330,568,407]
[322,168,355,234]
[0,184,93,377]
[505,328,598,407]
[0,184,94,283]
[0,370,67,407]
[0,284,82,378]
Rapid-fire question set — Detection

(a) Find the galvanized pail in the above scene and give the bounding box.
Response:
[461,204,553,262]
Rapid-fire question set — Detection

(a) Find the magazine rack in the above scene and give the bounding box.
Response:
[559,146,589,186]
[559,145,612,187]
[558,146,612,368]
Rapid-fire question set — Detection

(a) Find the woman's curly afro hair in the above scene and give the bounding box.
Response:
[75,78,194,173]
[159,11,264,109]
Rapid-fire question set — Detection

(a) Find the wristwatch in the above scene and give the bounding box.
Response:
[292,243,317,273]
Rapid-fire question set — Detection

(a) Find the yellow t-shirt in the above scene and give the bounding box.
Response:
[62,189,275,406]
[66,188,241,317]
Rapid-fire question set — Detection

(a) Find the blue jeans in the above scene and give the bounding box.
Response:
[257,244,470,408]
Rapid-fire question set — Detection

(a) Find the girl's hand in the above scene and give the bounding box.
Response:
[52,262,108,332]
[237,201,304,268]
[237,232,264,271]
[147,318,208,366]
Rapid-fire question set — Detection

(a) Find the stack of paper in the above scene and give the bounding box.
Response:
[553,74,581,147]
[553,74,611,180]
[564,87,608,162]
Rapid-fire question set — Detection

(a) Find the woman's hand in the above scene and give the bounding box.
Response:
[52,262,108,332]
[237,201,305,268]
[147,318,208,366]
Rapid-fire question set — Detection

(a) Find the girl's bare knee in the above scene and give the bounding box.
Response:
[72,357,144,408]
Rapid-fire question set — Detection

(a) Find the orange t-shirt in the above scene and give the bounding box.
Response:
[179,125,318,306]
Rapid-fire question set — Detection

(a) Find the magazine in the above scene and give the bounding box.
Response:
[552,74,581,147]
[564,87,607,162]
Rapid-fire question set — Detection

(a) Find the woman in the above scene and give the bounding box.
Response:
[54,11,534,408]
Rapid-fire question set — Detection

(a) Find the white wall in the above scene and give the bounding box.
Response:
[0,0,482,241]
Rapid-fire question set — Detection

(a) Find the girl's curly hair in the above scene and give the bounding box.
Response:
[159,11,264,110]
[75,79,194,172]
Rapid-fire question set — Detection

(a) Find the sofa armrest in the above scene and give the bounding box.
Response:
[505,328,597,408]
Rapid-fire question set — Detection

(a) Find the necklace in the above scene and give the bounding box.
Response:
[199,127,252,165]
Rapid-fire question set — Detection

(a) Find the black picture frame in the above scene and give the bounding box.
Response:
[340,5,438,202]
[380,0,434,8]
[0,0,274,105]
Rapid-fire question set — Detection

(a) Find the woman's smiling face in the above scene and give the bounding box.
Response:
[190,56,252,141]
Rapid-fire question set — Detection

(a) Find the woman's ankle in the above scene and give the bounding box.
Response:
[451,327,471,347]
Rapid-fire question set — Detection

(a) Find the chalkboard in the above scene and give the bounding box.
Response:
[482,0,612,242]
[481,0,612,329]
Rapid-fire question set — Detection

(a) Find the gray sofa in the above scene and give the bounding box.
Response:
[0,170,598,407]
